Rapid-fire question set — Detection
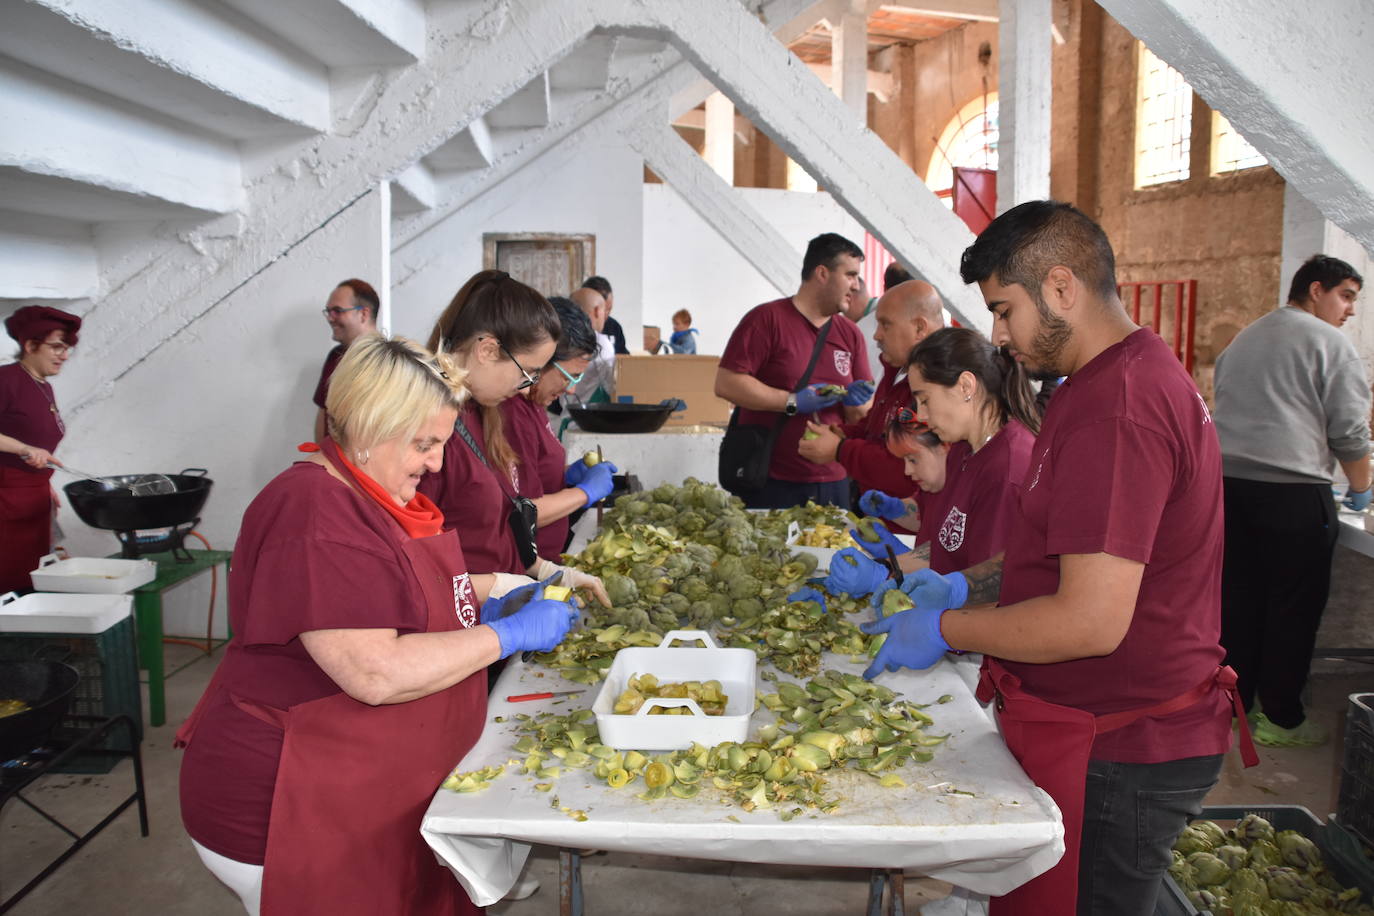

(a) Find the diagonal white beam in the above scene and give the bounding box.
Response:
[628,118,800,295]
[390,163,437,214]
[1096,0,1374,253]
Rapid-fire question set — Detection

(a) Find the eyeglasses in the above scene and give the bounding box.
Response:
[501,343,540,390]
[322,305,366,318]
[42,342,74,356]
[553,362,585,387]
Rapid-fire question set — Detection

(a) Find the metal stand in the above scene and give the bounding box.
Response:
[865,869,904,916]
[0,714,148,913]
[559,848,583,916]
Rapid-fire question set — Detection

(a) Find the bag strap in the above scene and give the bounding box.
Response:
[767,317,834,434]
[453,415,519,504]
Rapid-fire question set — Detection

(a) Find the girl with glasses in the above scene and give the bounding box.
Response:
[420,271,611,608]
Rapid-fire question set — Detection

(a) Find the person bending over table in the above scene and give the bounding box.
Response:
[178,335,579,915]
[420,270,609,607]
[503,296,616,558]
[0,305,81,593]
[862,412,950,548]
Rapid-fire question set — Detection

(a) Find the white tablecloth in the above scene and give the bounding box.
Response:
[1337,506,1374,558]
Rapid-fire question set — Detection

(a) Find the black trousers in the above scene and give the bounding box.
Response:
[1219,477,1337,727]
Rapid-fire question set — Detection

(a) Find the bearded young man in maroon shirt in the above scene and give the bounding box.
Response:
[862,201,1253,915]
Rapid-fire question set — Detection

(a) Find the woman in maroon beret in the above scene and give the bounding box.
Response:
[1,305,81,592]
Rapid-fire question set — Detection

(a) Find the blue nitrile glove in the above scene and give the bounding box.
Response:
[564,459,590,487]
[850,523,911,560]
[1343,487,1373,511]
[859,489,907,520]
[860,607,952,679]
[821,547,894,598]
[479,573,560,624]
[899,568,969,613]
[485,598,579,659]
[575,461,619,505]
[843,379,876,407]
[787,586,828,613]
[795,384,844,414]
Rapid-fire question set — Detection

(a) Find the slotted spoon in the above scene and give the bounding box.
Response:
[50,464,177,496]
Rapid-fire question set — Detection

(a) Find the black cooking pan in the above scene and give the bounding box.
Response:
[567,400,684,434]
[65,467,213,531]
[0,661,80,762]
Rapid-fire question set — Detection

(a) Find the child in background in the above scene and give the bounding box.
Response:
[669,309,698,354]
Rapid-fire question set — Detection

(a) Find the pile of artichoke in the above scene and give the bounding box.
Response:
[1169,814,1373,914]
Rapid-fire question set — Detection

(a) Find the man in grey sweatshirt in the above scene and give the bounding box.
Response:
[1214,254,1369,748]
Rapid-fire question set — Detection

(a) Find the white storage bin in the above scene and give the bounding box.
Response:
[593,630,756,751]
[0,591,133,634]
[786,521,916,574]
[29,553,156,594]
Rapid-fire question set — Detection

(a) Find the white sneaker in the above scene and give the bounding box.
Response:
[503,875,540,901]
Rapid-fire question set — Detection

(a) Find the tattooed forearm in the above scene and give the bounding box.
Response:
[897,541,931,575]
[960,552,1004,606]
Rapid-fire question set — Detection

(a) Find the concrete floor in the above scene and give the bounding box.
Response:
[2,618,1370,914]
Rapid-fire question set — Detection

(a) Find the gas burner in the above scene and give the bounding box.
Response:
[112,518,200,561]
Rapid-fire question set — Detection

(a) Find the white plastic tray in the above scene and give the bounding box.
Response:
[29,553,156,594]
[593,630,756,751]
[0,591,133,634]
[785,521,915,573]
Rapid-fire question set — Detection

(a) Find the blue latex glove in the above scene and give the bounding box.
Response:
[1343,487,1373,511]
[787,586,828,613]
[575,461,619,505]
[479,573,560,625]
[842,379,876,407]
[821,547,893,598]
[564,459,590,487]
[860,607,952,679]
[795,384,844,414]
[849,523,911,560]
[899,568,969,612]
[859,489,907,520]
[485,598,579,659]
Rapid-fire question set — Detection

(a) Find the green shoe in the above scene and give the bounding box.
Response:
[1249,711,1328,748]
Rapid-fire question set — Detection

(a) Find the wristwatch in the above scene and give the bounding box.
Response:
[784,392,798,416]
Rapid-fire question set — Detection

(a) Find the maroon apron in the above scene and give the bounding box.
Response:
[978,658,1256,915]
[0,465,53,593]
[178,470,485,915]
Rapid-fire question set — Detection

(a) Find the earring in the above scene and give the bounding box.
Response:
[356,448,369,465]
[964,394,972,402]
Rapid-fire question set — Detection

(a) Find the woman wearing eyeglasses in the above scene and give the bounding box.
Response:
[419,271,611,607]
[0,305,81,593]
[504,297,615,559]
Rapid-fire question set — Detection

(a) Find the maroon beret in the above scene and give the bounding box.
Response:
[5,306,81,347]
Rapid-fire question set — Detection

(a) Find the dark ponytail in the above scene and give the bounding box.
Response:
[908,327,1041,436]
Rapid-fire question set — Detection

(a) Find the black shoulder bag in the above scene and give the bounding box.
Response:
[453,416,540,568]
[718,319,833,495]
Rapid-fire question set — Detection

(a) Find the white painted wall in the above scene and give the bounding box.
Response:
[47,189,387,637]
[391,135,645,346]
[641,183,864,356]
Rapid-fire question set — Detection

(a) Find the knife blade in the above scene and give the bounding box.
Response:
[506,689,585,703]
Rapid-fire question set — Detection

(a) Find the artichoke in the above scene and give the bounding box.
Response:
[1226,867,1269,900]
[1276,830,1320,870]
[1235,814,1277,845]
[1215,844,1249,871]
[1246,839,1282,869]
[1264,866,1305,901]
[603,574,640,606]
[1186,851,1232,887]
[1177,824,1222,856]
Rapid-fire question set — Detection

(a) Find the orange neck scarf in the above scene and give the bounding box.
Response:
[301,440,445,539]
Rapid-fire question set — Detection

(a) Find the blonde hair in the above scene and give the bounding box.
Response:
[325,334,466,451]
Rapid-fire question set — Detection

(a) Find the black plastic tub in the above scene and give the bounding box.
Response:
[64,468,212,531]
[568,403,676,434]
[0,661,81,763]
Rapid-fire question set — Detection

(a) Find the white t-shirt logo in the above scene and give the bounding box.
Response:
[833,350,852,376]
[453,573,478,627]
[939,506,967,552]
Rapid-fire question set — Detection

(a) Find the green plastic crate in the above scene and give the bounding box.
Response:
[1339,693,1374,848]
[0,616,142,774]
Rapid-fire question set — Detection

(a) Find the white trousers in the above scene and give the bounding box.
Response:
[192,838,263,916]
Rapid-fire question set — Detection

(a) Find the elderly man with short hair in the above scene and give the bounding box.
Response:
[313,279,379,442]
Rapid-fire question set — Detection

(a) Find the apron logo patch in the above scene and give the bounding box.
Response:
[453,573,478,627]
[938,506,967,552]
[833,350,852,376]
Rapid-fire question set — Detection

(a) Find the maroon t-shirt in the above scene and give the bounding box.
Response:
[999,329,1231,764]
[719,298,871,483]
[0,362,63,472]
[837,362,918,497]
[312,344,345,409]
[503,395,571,558]
[417,402,525,575]
[180,462,469,863]
[918,420,1033,575]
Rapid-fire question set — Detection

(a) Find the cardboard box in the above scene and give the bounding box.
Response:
[615,354,733,426]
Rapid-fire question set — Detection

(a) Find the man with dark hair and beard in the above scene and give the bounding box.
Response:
[861,200,1254,915]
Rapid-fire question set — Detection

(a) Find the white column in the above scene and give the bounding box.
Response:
[830,0,868,121]
[703,91,736,183]
[996,0,1052,212]
[375,181,392,336]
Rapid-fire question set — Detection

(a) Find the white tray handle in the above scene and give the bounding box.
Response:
[0,591,17,606]
[658,629,717,649]
[787,521,801,544]
[636,697,706,718]
[38,553,62,569]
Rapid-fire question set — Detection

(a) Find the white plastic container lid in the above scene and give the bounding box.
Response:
[0,591,133,634]
[29,553,156,594]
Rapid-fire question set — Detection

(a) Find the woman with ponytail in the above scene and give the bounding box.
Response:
[420,270,610,607]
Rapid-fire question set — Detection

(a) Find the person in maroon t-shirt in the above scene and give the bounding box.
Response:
[716,233,874,509]
[863,202,1247,915]
[312,278,379,443]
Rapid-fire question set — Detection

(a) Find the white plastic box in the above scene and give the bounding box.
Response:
[29,553,156,594]
[786,521,914,574]
[0,591,133,634]
[593,630,756,751]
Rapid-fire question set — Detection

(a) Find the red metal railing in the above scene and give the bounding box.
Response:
[1118,279,1198,374]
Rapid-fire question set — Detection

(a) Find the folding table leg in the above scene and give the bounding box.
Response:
[866,870,886,916]
[559,848,583,916]
[886,870,904,916]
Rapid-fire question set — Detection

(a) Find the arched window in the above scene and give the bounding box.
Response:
[925,93,999,206]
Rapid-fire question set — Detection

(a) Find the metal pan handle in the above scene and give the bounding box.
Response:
[180,468,208,477]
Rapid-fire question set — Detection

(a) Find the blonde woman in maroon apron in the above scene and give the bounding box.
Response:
[863,202,1255,915]
[178,336,578,916]
[0,306,81,593]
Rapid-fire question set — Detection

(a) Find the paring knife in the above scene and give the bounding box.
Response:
[506,689,585,702]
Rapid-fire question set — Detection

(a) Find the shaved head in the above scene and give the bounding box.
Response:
[874,280,945,368]
[570,287,607,332]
